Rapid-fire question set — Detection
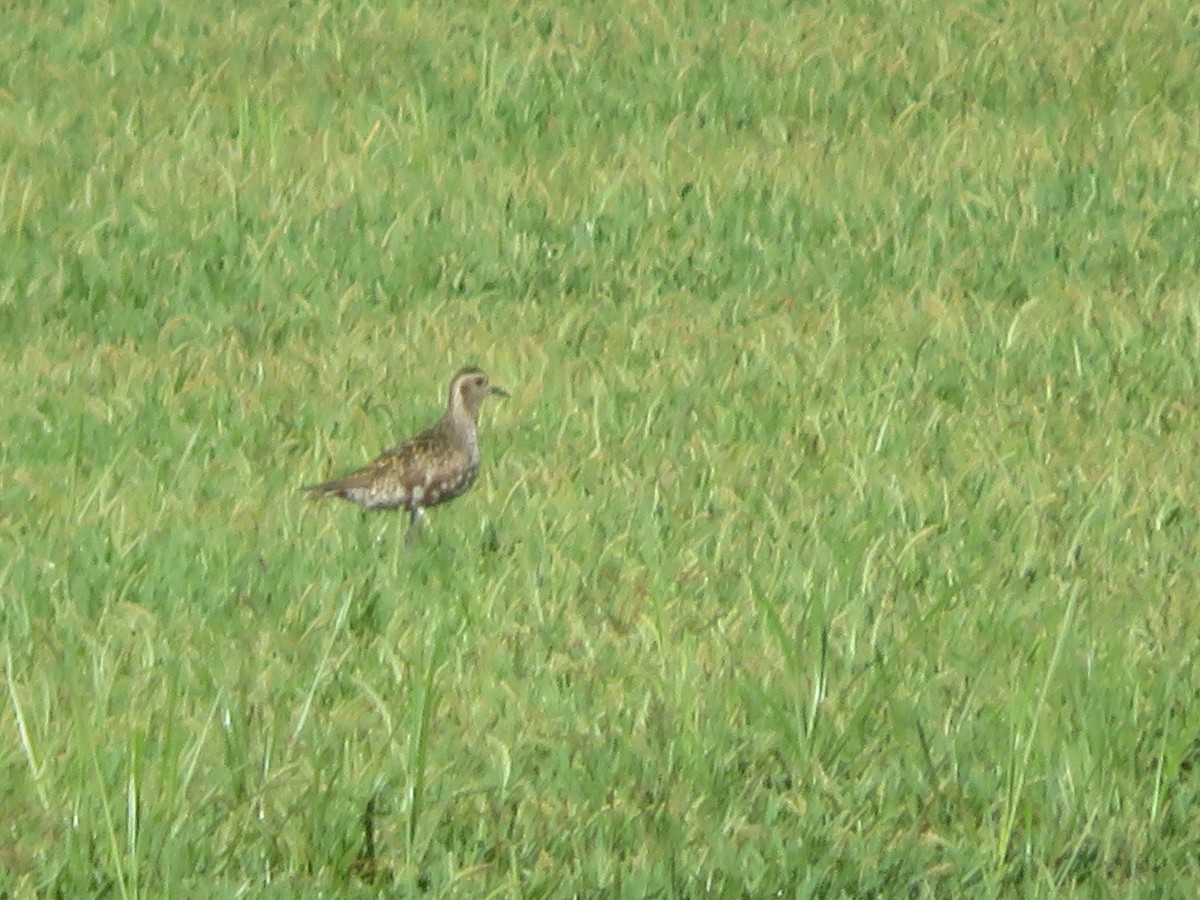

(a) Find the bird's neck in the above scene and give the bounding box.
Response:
[438,407,480,464]
[442,402,478,436]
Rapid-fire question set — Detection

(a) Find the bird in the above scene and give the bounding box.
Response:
[304,366,508,545]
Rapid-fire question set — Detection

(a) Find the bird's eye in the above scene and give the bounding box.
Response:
[475,376,485,387]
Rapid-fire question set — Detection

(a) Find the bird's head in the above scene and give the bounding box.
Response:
[451,366,509,418]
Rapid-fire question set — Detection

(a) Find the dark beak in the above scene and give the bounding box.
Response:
[491,385,510,398]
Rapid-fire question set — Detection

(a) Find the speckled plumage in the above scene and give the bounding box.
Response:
[305,367,507,544]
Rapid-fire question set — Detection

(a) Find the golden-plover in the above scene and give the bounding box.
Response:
[305,367,508,545]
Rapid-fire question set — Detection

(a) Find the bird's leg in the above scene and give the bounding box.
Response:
[405,507,426,548]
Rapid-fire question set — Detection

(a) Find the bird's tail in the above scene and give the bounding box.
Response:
[302,481,342,499]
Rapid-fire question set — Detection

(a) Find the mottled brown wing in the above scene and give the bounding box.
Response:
[385,430,476,503]
[305,427,468,510]
[377,431,456,486]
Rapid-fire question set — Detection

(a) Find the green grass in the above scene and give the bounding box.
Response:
[4,0,1200,895]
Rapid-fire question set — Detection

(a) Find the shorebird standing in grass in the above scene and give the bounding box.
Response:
[304,367,508,546]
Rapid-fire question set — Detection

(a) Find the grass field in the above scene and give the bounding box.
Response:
[4,0,1200,895]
